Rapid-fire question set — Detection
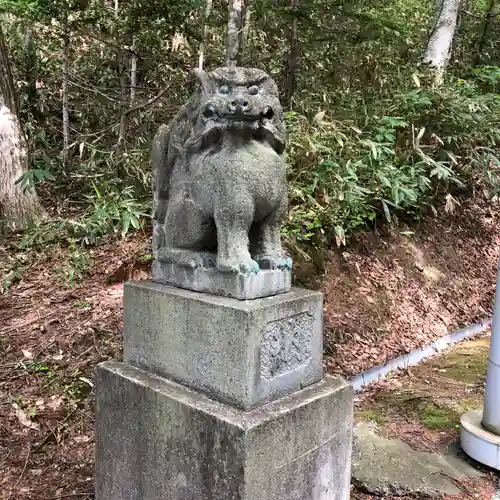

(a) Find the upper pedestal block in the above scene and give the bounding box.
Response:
[123,280,323,409]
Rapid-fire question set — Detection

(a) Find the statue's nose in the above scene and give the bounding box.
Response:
[229,97,251,113]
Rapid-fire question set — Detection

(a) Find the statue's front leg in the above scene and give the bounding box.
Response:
[251,206,292,271]
[215,200,259,275]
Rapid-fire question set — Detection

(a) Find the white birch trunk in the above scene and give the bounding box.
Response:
[130,36,137,105]
[225,0,244,66]
[0,26,43,230]
[0,105,43,229]
[423,0,460,85]
[198,0,213,70]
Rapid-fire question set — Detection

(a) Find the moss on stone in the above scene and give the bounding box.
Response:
[355,336,490,433]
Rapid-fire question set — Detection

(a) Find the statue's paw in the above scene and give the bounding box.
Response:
[257,255,293,271]
[217,258,260,275]
[189,252,216,269]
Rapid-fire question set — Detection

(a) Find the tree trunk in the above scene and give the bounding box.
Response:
[114,0,128,150]
[130,36,137,105]
[475,0,499,66]
[198,0,213,70]
[24,24,37,110]
[116,52,128,150]
[242,3,251,49]
[0,27,43,230]
[238,0,249,57]
[62,22,70,171]
[423,0,460,85]
[283,0,299,108]
[225,0,245,66]
[0,29,18,117]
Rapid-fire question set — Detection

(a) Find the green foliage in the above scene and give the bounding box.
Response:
[18,184,149,249]
[0,0,499,253]
[55,240,90,283]
[1,268,22,294]
[19,358,90,401]
[16,168,55,192]
[284,78,497,248]
[81,183,149,241]
[471,66,500,93]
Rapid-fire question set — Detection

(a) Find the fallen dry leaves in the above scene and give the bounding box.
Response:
[0,197,499,498]
[323,196,500,377]
[0,231,150,499]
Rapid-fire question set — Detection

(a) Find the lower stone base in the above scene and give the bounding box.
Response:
[95,361,353,500]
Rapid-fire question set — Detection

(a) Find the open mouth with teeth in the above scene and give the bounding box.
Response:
[193,104,284,155]
[203,104,275,124]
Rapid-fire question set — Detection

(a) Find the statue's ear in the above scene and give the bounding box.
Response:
[192,68,213,94]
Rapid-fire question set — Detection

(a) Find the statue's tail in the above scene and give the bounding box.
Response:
[151,124,171,254]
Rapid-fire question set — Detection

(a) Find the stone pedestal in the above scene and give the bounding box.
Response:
[96,361,353,500]
[123,281,324,409]
[152,260,292,300]
[95,280,353,499]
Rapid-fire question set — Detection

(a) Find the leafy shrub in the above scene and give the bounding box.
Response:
[18,183,150,249]
[285,77,500,249]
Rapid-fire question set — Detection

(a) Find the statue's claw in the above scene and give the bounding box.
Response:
[256,255,293,271]
[157,248,217,269]
[217,258,260,275]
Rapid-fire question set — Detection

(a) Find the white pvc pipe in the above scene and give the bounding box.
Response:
[482,257,500,436]
[350,318,491,392]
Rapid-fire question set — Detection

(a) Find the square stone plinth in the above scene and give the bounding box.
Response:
[123,281,323,409]
[95,361,353,500]
[152,260,292,300]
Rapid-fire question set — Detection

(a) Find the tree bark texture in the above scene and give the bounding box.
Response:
[423,0,460,84]
[0,27,43,230]
[198,0,213,70]
[238,0,249,57]
[0,27,18,115]
[226,0,245,66]
[475,0,499,66]
[283,0,299,108]
[130,36,137,105]
[62,23,70,170]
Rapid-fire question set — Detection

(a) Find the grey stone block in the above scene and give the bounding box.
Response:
[151,260,292,300]
[123,281,323,409]
[95,361,353,500]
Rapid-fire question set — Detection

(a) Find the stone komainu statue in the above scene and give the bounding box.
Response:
[151,66,292,275]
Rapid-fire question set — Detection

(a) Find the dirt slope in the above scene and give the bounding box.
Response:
[0,195,499,498]
[320,197,499,377]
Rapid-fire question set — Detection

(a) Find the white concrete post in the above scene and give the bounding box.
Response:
[461,257,500,469]
[482,257,500,436]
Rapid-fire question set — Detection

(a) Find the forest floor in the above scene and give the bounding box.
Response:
[1,194,500,498]
[352,335,499,499]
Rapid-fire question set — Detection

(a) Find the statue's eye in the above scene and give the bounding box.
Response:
[218,84,231,95]
[203,103,217,118]
[248,85,259,95]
